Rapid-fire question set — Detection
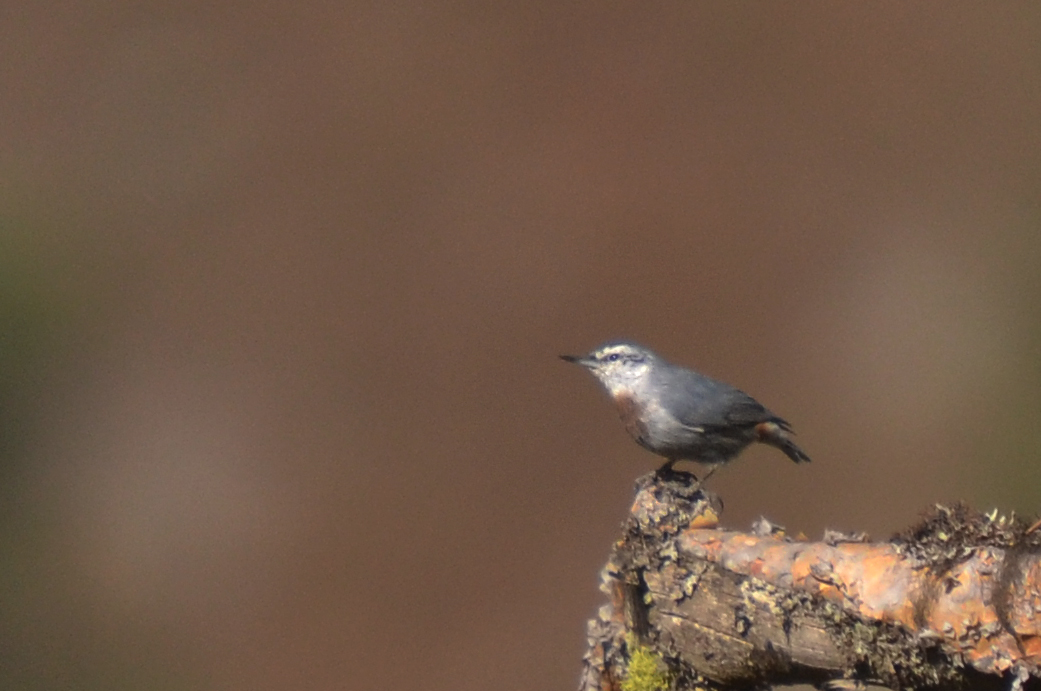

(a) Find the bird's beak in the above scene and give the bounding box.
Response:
[560,354,594,367]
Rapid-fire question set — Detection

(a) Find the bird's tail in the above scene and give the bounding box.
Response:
[754,420,811,463]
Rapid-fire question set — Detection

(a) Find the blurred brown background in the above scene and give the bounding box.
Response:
[2,3,1040,690]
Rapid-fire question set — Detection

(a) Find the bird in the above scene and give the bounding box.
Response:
[560,340,810,482]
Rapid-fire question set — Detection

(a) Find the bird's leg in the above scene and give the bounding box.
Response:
[656,459,703,487]
[690,464,719,491]
[655,458,681,478]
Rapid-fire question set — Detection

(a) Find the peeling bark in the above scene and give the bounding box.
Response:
[579,472,1041,691]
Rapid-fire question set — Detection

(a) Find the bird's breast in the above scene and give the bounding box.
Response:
[611,392,651,445]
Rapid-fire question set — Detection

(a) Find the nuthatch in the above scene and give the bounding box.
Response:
[561,341,810,481]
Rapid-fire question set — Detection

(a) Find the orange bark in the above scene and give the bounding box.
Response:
[580,474,1041,691]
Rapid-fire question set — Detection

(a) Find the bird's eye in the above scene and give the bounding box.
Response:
[608,353,620,362]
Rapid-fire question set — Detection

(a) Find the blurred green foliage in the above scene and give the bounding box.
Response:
[0,213,66,483]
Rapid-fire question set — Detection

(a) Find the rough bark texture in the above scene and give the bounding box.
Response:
[579,472,1041,691]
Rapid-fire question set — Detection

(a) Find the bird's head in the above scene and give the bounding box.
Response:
[560,341,656,395]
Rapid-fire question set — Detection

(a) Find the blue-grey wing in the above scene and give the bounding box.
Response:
[656,367,777,430]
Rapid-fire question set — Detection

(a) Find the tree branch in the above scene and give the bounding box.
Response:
[579,472,1041,691]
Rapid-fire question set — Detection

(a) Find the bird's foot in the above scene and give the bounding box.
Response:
[654,462,705,494]
[654,461,692,481]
